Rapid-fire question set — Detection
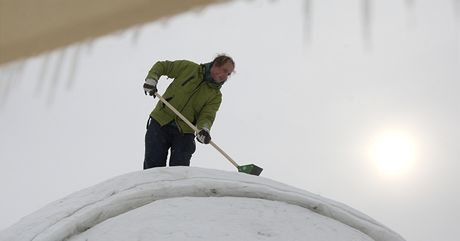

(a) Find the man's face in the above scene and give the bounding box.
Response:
[210,62,234,83]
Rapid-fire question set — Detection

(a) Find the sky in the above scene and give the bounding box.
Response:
[0,0,459,240]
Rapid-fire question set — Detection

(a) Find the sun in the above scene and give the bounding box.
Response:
[369,130,417,176]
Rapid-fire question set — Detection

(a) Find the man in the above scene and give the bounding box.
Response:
[142,54,235,169]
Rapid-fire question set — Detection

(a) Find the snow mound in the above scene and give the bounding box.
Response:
[67,197,373,241]
[0,167,405,241]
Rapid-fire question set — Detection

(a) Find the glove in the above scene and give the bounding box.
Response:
[196,128,211,144]
[143,78,158,97]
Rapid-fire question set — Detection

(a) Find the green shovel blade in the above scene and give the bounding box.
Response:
[237,164,263,176]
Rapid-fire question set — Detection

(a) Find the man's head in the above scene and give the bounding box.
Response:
[210,54,235,83]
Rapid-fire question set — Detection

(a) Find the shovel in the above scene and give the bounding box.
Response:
[154,92,263,176]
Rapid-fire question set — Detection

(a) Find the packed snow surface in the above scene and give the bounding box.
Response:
[67,197,373,241]
[0,167,405,241]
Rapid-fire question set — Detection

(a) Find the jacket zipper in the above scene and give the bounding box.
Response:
[176,80,206,133]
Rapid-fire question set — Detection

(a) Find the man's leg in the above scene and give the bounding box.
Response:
[169,133,196,166]
[144,118,170,169]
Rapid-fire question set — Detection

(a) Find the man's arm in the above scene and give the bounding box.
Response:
[196,94,222,131]
[146,60,190,80]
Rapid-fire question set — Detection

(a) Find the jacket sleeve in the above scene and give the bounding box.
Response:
[146,60,190,80]
[196,94,222,131]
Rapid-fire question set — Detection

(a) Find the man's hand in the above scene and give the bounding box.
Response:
[143,78,158,97]
[196,128,211,144]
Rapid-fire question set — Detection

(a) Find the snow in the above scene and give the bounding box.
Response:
[0,167,405,241]
[67,197,372,241]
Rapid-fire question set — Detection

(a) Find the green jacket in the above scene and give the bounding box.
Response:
[146,60,223,134]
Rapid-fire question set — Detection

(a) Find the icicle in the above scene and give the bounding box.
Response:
[0,62,26,108]
[361,0,372,50]
[405,0,415,8]
[455,0,460,26]
[66,44,82,91]
[131,25,143,45]
[455,0,460,57]
[36,53,52,96]
[303,0,313,45]
[46,48,67,106]
[405,0,416,28]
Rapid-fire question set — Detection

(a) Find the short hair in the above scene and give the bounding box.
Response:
[213,54,235,70]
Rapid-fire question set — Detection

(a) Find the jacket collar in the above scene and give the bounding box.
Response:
[201,62,224,89]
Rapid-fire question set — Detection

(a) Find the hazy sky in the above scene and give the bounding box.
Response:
[1,0,459,241]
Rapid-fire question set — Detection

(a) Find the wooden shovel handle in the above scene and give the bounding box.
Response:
[155,92,239,168]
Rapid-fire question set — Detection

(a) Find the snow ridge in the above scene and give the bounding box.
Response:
[0,167,405,241]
